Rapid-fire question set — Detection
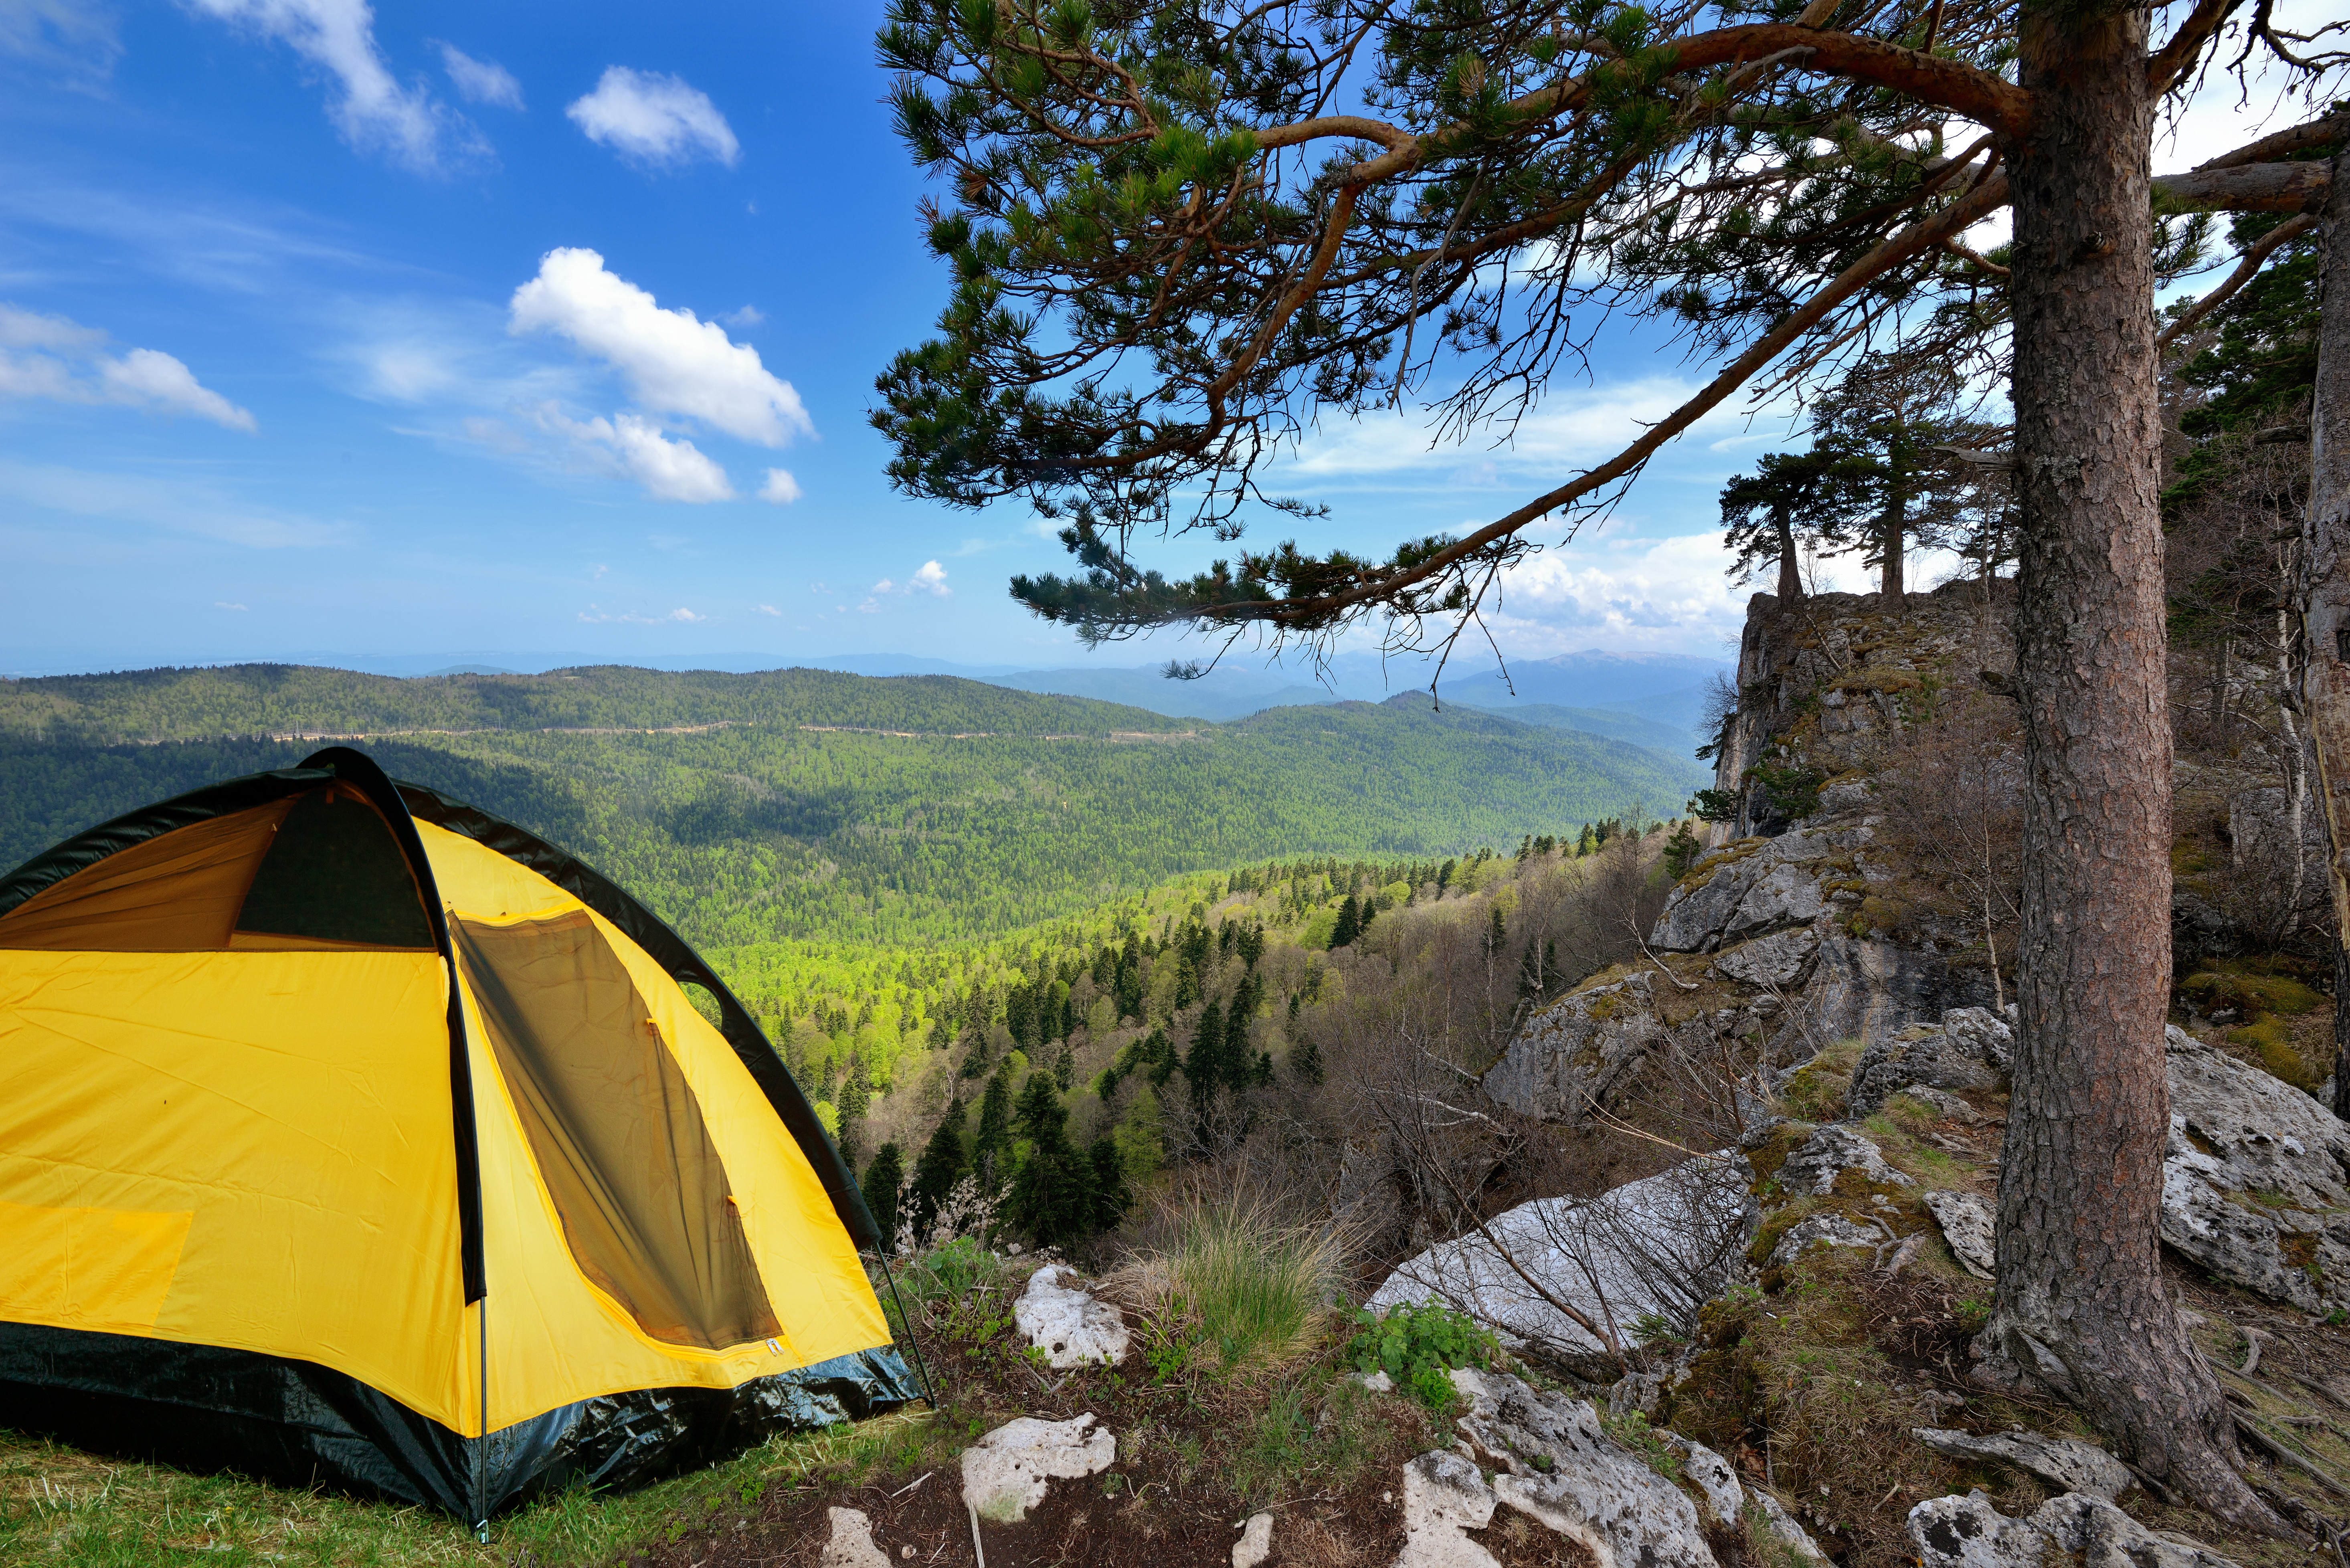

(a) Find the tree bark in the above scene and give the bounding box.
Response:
[1881,493,1907,608]
[1986,0,2281,1531]
[1776,510,1803,600]
[2301,148,2350,1122]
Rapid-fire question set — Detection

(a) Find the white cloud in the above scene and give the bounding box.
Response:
[720,305,765,328]
[510,248,811,445]
[565,66,738,169]
[754,603,779,616]
[758,467,801,504]
[867,560,951,601]
[436,42,520,109]
[578,603,709,624]
[533,406,733,502]
[186,0,480,172]
[0,0,121,86]
[0,304,256,430]
[215,600,249,610]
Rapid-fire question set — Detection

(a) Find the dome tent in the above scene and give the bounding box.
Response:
[0,747,918,1524]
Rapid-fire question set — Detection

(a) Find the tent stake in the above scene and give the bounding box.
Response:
[474,1292,489,1542]
[874,1250,938,1408]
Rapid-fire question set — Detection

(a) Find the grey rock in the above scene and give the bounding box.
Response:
[819,1507,891,1568]
[1371,1158,1755,1359]
[1484,972,1664,1123]
[1664,1435,1743,1528]
[1778,1123,1914,1196]
[1901,1085,1986,1123]
[1713,926,1821,988]
[2162,1026,2350,1313]
[1750,1490,1831,1565]
[1013,1265,1131,1367]
[1452,1368,1719,1568]
[1910,1429,2133,1499]
[1394,1450,1501,1568]
[1233,1510,1275,1568]
[1909,1489,2241,1568]
[1921,1190,1996,1280]
[960,1414,1117,1524]
[1906,1491,2055,1568]
[1849,1008,2010,1117]
[1800,931,2001,1047]
[1768,1213,1884,1268]
[1653,827,1860,953]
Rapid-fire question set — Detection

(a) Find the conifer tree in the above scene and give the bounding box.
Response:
[908,1095,967,1237]
[862,1142,904,1251]
[1184,998,1226,1115]
[1329,895,1361,949]
[972,1067,1014,1185]
[1718,450,1874,600]
[1087,1137,1130,1230]
[1007,1072,1098,1249]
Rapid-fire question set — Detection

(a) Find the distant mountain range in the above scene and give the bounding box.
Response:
[0,646,1729,753]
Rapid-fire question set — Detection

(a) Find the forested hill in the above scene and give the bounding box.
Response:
[0,663,1194,743]
[0,667,1700,950]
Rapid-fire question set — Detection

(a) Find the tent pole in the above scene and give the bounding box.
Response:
[474,1293,489,1543]
[874,1250,937,1408]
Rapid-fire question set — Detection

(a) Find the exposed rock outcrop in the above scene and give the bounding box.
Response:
[2161,1025,2350,1313]
[1393,1451,1501,1568]
[1369,1159,1754,1359]
[1908,1489,2240,1568]
[1921,1190,1996,1280]
[1910,1428,2133,1499]
[1777,1123,1915,1195]
[1452,1368,1719,1568]
[819,1506,891,1568]
[1848,1007,2011,1117]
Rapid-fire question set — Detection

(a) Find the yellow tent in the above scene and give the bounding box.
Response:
[0,747,916,1522]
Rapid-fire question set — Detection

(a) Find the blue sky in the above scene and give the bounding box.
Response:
[0,0,2323,678]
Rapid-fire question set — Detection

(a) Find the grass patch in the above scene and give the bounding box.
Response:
[1115,1192,1343,1374]
[0,1406,948,1568]
[1779,1038,1865,1122]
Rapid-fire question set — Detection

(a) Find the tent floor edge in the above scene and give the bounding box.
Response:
[0,1324,921,1521]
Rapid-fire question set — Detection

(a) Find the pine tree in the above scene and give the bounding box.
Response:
[1329,895,1360,949]
[1184,998,1226,1114]
[972,1067,1014,1186]
[909,1096,967,1239]
[862,1142,904,1250]
[1486,905,1507,958]
[1052,1041,1075,1091]
[1087,1137,1130,1230]
[1007,1074,1098,1249]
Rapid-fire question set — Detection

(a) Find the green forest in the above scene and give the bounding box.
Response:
[0,661,1701,1126]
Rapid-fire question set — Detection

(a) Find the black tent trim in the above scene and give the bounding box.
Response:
[0,1321,917,1519]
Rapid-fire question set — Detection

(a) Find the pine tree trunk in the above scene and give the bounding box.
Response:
[1986,3,2279,1530]
[2305,149,2350,1121]
[1881,494,1906,608]
[1776,511,1802,599]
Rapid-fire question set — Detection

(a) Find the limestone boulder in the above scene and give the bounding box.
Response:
[1848,1007,2010,1117]
[1910,1429,2132,1499]
[1909,1490,2240,1568]
[1013,1265,1131,1368]
[1482,972,1665,1123]
[960,1414,1117,1524]
[1712,926,1820,988]
[1452,1367,1718,1568]
[1777,1123,1913,1196]
[1921,1190,1996,1280]
[2162,1026,2350,1313]
[1369,1158,1754,1361]
[1393,1451,1500,1568]
[1653,828,1856,953]
[1768,1212,1885,1269]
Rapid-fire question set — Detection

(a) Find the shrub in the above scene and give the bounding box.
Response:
[1345,1302,1498,1411]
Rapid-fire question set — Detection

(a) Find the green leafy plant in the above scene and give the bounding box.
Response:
[1346,1303,1498,1411]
